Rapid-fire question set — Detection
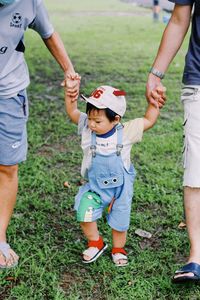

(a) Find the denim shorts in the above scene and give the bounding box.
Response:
[181,85,200,187]
[0,90,28,165]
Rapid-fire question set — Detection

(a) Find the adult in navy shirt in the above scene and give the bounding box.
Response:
[0,0,80,269]
[146,0,200,283]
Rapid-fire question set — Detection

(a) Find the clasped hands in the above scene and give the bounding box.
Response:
[62,72,81,102]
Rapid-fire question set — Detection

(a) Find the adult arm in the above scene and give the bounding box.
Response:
[43,32,80,98]
[146,4,192,106]
[29,0,80,98]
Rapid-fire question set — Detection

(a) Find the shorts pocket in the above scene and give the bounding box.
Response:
[181,87,199,103]
[182,135,188,169]
[14,91,29,119]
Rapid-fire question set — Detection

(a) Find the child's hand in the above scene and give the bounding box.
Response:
[150,85,166,109]
[62,72,81,102]
[146,74,167,109]
[156,85,167,108]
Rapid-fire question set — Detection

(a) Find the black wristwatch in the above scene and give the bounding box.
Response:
[149,67,165,79]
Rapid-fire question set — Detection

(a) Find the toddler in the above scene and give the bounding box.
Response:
[65,84,160,266]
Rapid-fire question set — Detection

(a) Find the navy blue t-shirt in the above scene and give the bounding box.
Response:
[169,0,200,85]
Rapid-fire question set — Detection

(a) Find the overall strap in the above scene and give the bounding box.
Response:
[90,132,97,157]
[116,124,123,156]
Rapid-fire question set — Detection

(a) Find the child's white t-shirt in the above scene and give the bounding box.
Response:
[78,113,144,178]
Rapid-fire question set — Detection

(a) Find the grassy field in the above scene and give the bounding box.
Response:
[1,0,199,299]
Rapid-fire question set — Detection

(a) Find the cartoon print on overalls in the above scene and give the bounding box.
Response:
[76,124,136,228]
[77,191,102,222]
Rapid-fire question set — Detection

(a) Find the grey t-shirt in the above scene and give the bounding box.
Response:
[169,0,200,85]
[0,0,54,99]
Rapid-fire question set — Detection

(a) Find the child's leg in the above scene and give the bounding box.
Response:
[81,221,101,261]
[112,229,128,266]
[80,221,99,241]
[112,229,127,248]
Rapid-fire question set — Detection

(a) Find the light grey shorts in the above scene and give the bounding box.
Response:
[0,90,28,166]
[182,85,200,187]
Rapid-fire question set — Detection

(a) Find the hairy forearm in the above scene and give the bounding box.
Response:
[152,4,191,73]
[43,31,75,74]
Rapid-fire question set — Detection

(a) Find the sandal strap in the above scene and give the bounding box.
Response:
[88,236,104,250]
[112,247,127,255]
[112,253,128,262]
[83,247,99,257]
[0,242,11,259]
[175,262,200,277]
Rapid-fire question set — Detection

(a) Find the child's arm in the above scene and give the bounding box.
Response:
[64,87,81,125]
[143,103,160,131]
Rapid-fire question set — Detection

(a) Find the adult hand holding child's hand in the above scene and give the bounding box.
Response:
[146,74,166,108]
[62,72,81,101]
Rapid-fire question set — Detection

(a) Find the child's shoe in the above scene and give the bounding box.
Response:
[111,247,128,267]
[82,236,107,264]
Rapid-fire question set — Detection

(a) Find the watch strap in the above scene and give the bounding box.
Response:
[149,67,165,79]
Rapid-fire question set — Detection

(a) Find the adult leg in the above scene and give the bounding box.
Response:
[174,87,200,279]
[174,187,200,279]
[185,187,200,264]
[0,164,19,267]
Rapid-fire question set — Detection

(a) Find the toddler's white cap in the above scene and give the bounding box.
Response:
[81,85,126,117]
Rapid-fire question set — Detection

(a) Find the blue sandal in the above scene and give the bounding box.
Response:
[172,262,200,284]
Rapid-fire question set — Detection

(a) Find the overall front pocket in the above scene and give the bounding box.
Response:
[96,173,124,189]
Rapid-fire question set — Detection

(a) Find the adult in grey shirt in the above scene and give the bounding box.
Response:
[0,0,80,268]
[146,0,200,283]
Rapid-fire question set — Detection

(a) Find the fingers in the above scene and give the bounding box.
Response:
[66,91,79,101]
[156,85,166,94]
[67,83,80,99]
[156,85,167,102]
[63,72,81,102]
[147,95,159,108]
[67,72,81,81]
[158,97,165,105]
[61,72,81,87]
[158,100,165,109]
[148,84,167,109]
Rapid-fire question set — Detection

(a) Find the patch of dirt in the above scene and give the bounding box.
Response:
[36,135,80,158]
[60,270,107,300]
[60,271,84,291]
[0,290,9,300]
[173,252,187,264]
[0,278,20,300]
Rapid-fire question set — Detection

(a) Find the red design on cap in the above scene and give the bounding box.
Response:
[91,89,104,99]
[113,90,126,96]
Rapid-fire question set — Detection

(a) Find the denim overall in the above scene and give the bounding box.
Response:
[75,124,136,232]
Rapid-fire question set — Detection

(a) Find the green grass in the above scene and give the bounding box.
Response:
[1,0,199,299]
